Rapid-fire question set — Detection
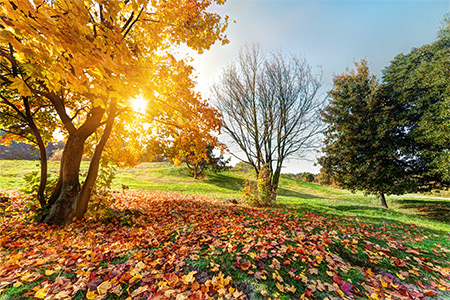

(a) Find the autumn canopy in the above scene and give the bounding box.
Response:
[0,0,229,225]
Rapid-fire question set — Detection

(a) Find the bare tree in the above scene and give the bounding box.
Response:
[212,44,322,202]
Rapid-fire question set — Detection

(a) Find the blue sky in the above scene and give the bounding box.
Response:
[189,0,448,173]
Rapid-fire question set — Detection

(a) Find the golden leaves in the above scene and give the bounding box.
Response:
[9,77,32,97]
[182,271,197,284]
[0,0,229,103]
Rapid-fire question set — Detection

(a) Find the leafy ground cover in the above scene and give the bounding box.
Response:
[1,188,450,300]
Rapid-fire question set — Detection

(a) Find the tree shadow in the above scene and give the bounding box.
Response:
[278,187,320,199]
[205,173,245,192]
[394,198,450,223]
[205,173,320,199]
[327,204,388,213]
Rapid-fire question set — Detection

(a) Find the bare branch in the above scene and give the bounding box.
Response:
[213,44,322,197]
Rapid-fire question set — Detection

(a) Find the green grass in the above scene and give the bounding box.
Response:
[2,160,450,232]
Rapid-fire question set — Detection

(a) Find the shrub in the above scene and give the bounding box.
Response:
[241,164,274,206]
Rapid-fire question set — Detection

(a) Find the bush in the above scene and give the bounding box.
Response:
[241,164,273,206]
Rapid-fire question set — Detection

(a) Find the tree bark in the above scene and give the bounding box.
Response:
[76,103,116,219]
[379,192,388,208]
[44,134,87,225]
[30,125,48,208]
[193,164,198,179]
[43,98,105,225]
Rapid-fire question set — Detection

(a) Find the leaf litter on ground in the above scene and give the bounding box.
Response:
[1,189,450,299]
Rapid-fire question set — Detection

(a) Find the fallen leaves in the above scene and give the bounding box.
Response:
[0,189,450,299]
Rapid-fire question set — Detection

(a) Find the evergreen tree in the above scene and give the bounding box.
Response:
[319,60,417,208]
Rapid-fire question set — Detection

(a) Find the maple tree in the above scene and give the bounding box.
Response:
[182,144,230,179]
[0,0,229,224]
[143,82,227,179]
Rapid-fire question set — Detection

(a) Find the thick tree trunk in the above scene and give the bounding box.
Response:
[379,192,388,208]
[44,134,86,225]
[42,94,105,225]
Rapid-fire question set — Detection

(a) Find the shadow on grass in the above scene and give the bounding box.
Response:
[395,198,450,223]
[205,173,245,192]
[330,204,388,213]
[206,173,320,199]
[281,202,449,237]
[278,187,320,199]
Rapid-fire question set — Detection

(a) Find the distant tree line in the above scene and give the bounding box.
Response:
[0,131,64,160]
[283,172,317,183]
[319,17,450,208]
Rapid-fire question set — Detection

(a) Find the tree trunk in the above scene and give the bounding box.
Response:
[379,192,388,208]
[270,163,282,203]
[44,134,86,225]
[29,125,47,208]
[193,164,198,179]
[76,105,116,219]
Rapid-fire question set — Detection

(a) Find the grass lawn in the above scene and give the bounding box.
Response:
[1,160,450,299]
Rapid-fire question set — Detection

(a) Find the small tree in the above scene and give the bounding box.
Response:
[213,44,322,204]
[183,145,230,179]
[319,60,417,208]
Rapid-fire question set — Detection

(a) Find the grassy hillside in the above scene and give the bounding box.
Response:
[1,160,450,232]
[2,160,450,299]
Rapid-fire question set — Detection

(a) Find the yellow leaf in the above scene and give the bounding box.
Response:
[211,265,219,272]
[336,289,345,297]
[54,290,71,299]
[13,281,22,288]
[110,284,122,296]
[182,271,197,284]
[129,274,142,283]
[34,286,49,299]
[45,269,55,276]
[97,281,112,294]
[369,293,379,300]
[176,294,188,300]
[164,289,175,297]
[276,282,285,292]
[86,290,97,300]
[285,284,296,293]
[20,272,33,282]
[9,77,32,97]
[93,98,105,108]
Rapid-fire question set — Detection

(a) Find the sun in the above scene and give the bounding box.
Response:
[130,96,147,113]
